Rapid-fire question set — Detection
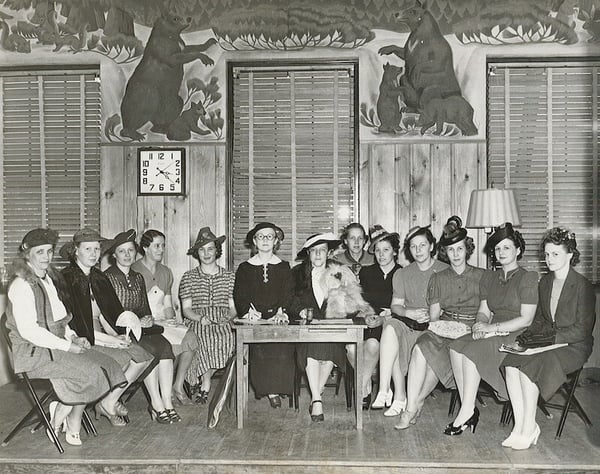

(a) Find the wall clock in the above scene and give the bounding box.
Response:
[138,147,186,196]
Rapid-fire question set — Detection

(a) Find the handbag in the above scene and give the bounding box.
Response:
[516,327,555,348]
[141,324,165,336]
[391,313,429,331]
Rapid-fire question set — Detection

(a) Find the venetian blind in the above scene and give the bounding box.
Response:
[0,69,101,266]
[230,65,356,267]
[488,62,599,282]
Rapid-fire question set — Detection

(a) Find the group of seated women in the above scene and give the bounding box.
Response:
[4,216,595,450]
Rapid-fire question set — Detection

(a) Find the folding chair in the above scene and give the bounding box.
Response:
[501,368,593,439]
[0,313,97,453]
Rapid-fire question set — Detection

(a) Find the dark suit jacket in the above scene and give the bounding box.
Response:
[290,263,327,320]
[531,267,595,351]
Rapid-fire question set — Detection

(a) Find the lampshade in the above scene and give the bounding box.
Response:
[466,189,521,228]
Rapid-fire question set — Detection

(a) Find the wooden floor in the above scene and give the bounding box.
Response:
[1,370,600,473]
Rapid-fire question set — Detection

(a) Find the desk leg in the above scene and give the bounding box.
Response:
[355,338,364,430]
[243,344,249,418]
[236,334,244,429]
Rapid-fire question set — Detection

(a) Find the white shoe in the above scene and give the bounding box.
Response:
[384,399,406,417]
[63,417,82,446]
[501,430,521,448]
[371,390,393,409]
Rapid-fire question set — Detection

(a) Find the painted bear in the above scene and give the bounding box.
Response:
[376,63,405,133]
[120,10,217,141]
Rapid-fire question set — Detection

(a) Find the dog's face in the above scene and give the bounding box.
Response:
[321,263,357,291]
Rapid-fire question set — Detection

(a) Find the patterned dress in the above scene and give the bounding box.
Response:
[179,266,235,383]
[104,265,174,361]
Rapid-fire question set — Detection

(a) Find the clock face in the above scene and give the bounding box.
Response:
[138,148,186,196]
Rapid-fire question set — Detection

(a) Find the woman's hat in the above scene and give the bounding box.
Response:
[404,224,431,245]
[187,226,226,255]
[20,228,58,251]
[439,216,468,247]
[104,229,137,255]
[59,227,109,260]
[245,222,284,247]
[296,232,341,260]
[484,222,516,253]
[367,225,399,254]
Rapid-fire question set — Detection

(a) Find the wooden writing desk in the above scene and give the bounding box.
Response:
[233,320,366,429]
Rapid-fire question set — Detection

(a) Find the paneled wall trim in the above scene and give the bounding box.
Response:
[359,139,487,267]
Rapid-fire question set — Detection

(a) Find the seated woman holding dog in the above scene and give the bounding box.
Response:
[500,228,595,450]
[395,217,484,430]
[291,233,347,422]
[103,229,179,425]
[233,222,294,408]
[448,223,537,436]
[132,229,199,406]
[349,226,401,409]
[6,228,129,446]
[59,228,154,426]
[373,225,448,416]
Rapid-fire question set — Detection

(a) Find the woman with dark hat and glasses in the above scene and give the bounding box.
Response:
[5,229,129,445]
[348,225,401,409]
[233,222,294,408]
[103,230,179,425]
[132,229,199,406]
[500,228,595,450]
[179,227,236,404]
[447,222,538,436]
[372,225,448,416]
[290,233,346,422]
[59,228,153,426]
[395,217,484,430]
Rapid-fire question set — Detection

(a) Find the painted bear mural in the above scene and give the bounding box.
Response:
[119,10,217,141]
[377,1,477,136]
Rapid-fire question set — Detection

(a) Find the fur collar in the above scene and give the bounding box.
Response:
[9,257,60,287]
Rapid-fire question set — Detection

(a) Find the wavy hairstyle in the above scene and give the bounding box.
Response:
[540,227,580,266]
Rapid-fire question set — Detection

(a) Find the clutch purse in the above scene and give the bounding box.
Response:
[142,324,165,336]
[516,328,555,348]
[391,313,428,331]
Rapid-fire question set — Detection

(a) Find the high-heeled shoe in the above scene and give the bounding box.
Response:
[268,394,281,408]
[384,399,406,417]
[502,430,521,448]
[371,390,393,409]
[166,408,181,423]
[94,402,126,427]
[114,401,129,417]
[410,407,422,425]
[394,409,419,430]
[309,400,324,422]
[195,390,209,404]
[173,390,193,406]
[147,406,172,424]
[511,424,540,450]
[444,407,480,436]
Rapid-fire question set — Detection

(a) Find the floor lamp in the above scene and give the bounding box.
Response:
[466,188,522,268]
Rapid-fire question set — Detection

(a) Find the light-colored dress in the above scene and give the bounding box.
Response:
[179,266,235,383]
[385,259,448,374]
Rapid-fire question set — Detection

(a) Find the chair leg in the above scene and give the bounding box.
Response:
[82,408,98,437]
[500,401,513,426]
[555,369,590,439]
[344,367,353,411]
[25,378,64,453]
[537,397,553,419]
[448,390,459,417]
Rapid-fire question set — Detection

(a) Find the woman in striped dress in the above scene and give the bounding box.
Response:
[179,227,236,403]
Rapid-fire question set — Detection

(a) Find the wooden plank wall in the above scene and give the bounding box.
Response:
[100,143,228,313]
[359,140,487,267]
[100,140,486,310]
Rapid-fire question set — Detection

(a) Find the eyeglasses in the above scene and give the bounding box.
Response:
[255,234,276,241]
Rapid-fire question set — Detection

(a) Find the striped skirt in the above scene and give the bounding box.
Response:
[185,321,234,382]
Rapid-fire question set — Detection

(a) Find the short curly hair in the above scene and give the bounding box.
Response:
[373,233,401,256]
[138,229,165,256]
[437,237,475,264]
[540,227,580,266]
[403,227,437,263]
[339,223,368,249]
